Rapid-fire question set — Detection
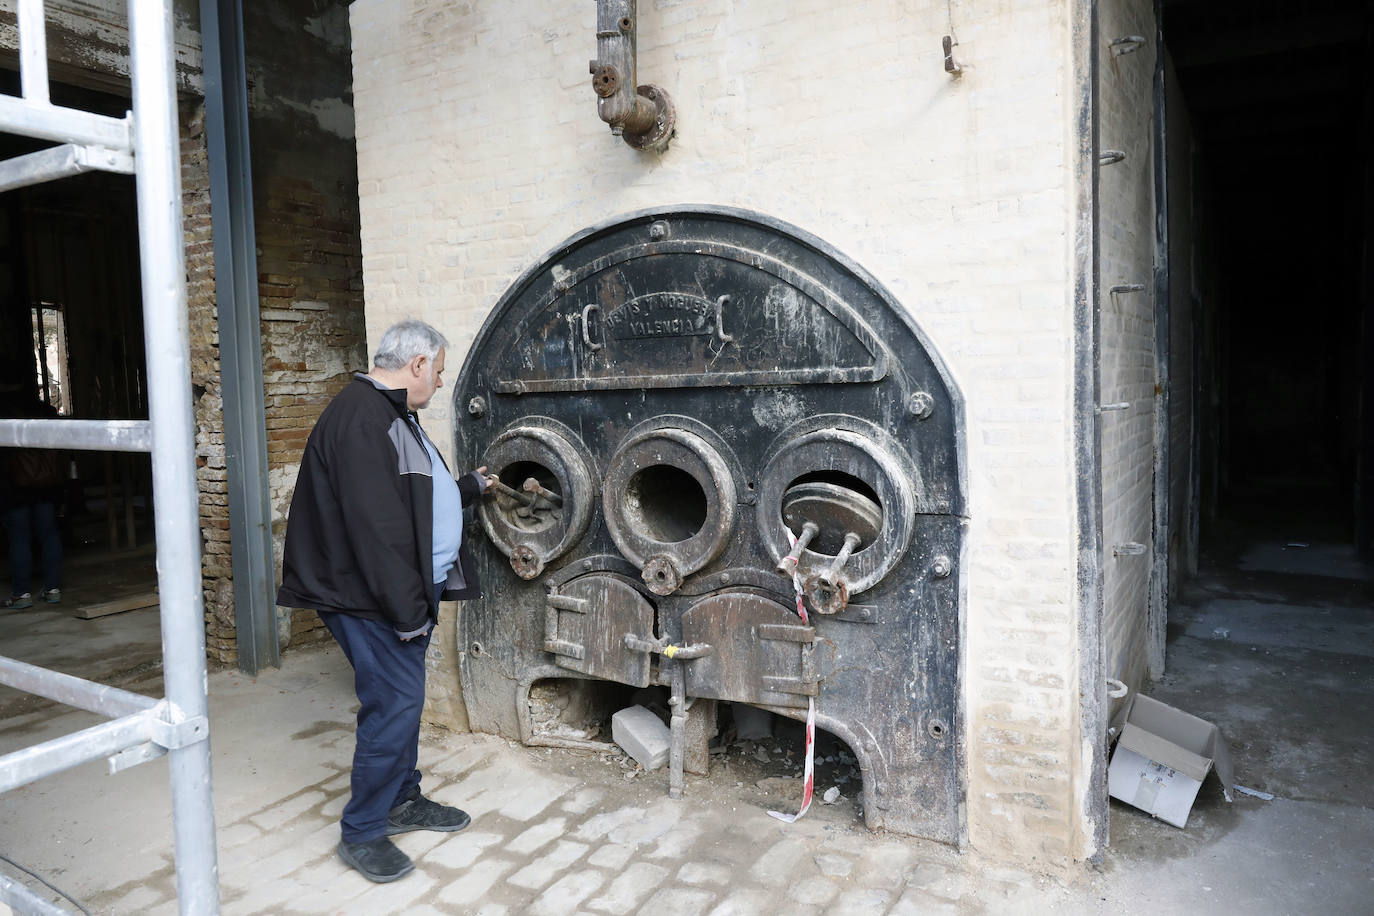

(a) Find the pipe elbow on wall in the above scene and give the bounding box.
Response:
[590,0,676,152]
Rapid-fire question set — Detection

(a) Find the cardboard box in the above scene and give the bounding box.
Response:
[1107,694,1234,828]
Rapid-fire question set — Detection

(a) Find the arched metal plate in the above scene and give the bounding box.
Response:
[488,240,888,393]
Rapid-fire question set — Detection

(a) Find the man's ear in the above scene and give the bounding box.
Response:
[410,354,428,378]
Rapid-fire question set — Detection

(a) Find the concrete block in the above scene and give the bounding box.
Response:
[612,705,670,771]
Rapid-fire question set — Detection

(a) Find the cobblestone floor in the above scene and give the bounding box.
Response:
[2,603,1370,916]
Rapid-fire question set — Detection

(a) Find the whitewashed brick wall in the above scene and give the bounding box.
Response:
[1096,0,1158,694]
[353,0,1093,865]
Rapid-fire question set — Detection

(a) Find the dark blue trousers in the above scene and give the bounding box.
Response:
[3,501,62,596]
[320,610,431,843]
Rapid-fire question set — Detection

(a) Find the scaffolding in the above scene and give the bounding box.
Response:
[0,1,220,913]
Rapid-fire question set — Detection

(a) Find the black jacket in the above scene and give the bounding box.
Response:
[276,375,482,632]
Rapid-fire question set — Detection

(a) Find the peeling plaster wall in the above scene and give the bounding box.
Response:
[0,0,203,94]
[352,0,1098,866]
[246,0,367,658]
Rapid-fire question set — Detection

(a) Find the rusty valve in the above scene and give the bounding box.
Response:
[804,574,850,615]
[641,554,684,596]
[803,530,862,614]
[776,521,820,576]
[510,544,545,580]
[590,63,621,98]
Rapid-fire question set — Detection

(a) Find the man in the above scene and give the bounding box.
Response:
[277,319,494,883]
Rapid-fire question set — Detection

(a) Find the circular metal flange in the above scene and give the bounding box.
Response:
[623,85,676,152]
[758,421,916,598]
[804,573,850,615]
[510,544,545,580]
[641,554,684,596]
[603,426,737,592]
[478,420,597,579]
[591,64,620,98]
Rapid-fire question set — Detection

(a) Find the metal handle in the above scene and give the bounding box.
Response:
[820,531,863,586]
[581,303,604,351]
[492,477,541,518]
[522,477,563,506]
[714,294,734,344]
[777,521,819,575]
[623,633,714,660]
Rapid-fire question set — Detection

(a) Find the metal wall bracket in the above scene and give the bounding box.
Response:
[1110,35,1147,55]
[942,35,963,75]
[1109,283,1146,294]
[1099,149,1126,166]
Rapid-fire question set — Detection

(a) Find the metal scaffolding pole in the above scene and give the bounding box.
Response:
[0,1,221,913]
[128,0,221,911]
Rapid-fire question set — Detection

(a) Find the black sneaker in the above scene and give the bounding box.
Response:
[337,837,414,883]
[3,593,32,610]
[385,794,471,836]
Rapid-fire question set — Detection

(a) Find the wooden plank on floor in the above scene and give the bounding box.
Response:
[74,592,159,619]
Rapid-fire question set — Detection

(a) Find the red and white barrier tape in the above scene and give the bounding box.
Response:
[768,527,816,823]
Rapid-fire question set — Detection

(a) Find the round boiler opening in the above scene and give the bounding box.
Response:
[496,460,563,532]
[624,464,708,543]
[781,470,883,555]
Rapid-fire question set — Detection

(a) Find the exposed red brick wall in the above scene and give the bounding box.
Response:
[256,172,367,649]
[183,106,368,665]
[180,104,238,662]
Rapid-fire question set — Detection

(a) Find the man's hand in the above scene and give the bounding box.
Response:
[476,465,498,493]
[395,621,433,641]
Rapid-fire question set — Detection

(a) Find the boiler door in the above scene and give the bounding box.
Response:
[680,593,833,710]
[543,574,655,688]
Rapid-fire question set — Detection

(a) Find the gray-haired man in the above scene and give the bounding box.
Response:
[278,319,495,882]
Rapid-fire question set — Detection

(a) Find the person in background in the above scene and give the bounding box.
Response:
[1,369,63,609]
[276,319,496,884]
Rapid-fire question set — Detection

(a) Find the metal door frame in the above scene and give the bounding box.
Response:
[0,2,220,913]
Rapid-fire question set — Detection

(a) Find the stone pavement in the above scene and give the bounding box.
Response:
[202,735,1023,916]
[2,633,1371,915]
[1,643,1046,916]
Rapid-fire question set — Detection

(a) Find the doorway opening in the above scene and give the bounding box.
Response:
[0,73,161,719]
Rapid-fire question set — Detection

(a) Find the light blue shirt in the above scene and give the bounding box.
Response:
[418,427,463,584]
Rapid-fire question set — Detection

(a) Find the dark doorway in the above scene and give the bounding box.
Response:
[1164,1,1373,555]
[0,73,161,710]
